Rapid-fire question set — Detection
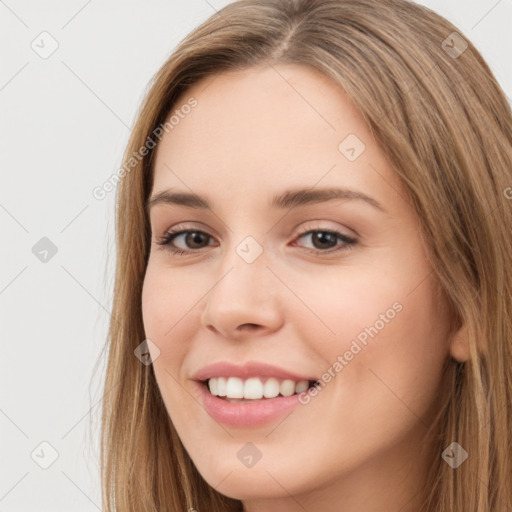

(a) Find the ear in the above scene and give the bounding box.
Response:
[449,325,470,362]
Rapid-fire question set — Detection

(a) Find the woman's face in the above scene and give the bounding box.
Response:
[142,64,462,511]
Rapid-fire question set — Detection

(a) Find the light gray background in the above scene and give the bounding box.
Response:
[1,1,510,510]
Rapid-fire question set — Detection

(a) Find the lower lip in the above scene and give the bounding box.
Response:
[196,381,303,428]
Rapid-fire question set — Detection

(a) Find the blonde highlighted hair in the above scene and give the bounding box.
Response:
[97,0,512,510]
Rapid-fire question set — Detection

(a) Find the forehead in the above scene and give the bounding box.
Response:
[151,64,403,209]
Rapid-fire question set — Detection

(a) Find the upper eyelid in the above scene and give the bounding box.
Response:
[158,221,353,237]
[159,221,219,237]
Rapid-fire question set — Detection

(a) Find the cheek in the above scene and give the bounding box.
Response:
[296,265,450,419]
[141,265,205,427]
[285,267,403,353]
[322,276,449,428]
[141,264,197,370]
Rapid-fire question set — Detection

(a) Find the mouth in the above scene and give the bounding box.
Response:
[202,376,320,402]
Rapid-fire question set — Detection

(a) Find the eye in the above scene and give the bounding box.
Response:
[154,225,358,256]
[293,227,357,254]
[155,228,215,256]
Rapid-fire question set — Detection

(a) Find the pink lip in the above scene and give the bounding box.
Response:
[192,360,317,382]
[195,380,304,428]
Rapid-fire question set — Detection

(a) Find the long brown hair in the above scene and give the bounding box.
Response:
[97,1,512,510]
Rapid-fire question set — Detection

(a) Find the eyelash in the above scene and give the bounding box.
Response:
[155,225,357,257]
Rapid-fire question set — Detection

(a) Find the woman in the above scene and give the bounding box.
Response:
[99,0,512,510]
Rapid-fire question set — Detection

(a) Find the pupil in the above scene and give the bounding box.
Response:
[187,232,206,248]
[314,232,336,249]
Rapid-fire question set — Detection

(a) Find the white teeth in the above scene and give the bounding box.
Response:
[206,376,312,399]
[294,380,309,393]
[263,377,280,398]
[244,377,263,399]
[280,379,296,397]
[208,378,218,395]
[226,377,244,398]
[217,377,227,396]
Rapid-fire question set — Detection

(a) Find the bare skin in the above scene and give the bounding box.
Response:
[141,63,468,512]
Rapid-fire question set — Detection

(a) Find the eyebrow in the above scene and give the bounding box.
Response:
[146,187,386,213]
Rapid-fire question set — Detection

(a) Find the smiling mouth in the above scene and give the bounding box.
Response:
[203,377,320,402]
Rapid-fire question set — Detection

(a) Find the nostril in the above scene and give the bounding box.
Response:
[239,323,260,331]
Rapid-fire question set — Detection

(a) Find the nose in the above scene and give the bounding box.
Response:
[199,254,283,340]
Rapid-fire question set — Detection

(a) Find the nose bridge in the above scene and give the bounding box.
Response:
[200,233,282,336]
[213,234,273,304]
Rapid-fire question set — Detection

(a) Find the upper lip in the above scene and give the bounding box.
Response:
[192,361,318,382]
